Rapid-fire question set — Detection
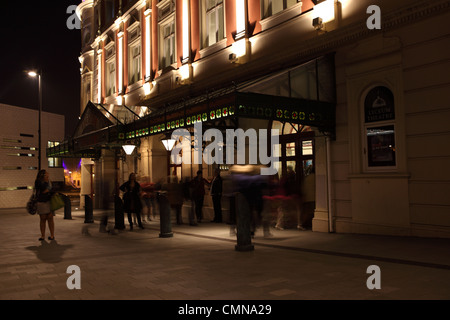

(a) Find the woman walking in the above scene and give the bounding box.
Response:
[35,170,55,241]
[120,173,144,230]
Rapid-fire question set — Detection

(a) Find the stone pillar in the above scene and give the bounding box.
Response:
[312,136,331,232]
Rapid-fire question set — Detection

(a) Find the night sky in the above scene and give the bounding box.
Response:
[0,1,82,138]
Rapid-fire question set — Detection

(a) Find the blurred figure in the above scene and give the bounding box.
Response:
[210,168,223,223]
[190,170,210,223]
[182,177,196,226]
[229,165,270,238]
[120,173,144,230]
[140,176,156,222]
[274,166,303,230]
[222,174,236,235]
[165,176,184,225]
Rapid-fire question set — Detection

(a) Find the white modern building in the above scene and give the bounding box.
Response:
[0,104,65,208]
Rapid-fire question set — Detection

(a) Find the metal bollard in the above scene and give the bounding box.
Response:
[84,195,94,224]
[61,194,72,220]
[235,192,254,252]
[157,191,173,238]
[114,195,125,230]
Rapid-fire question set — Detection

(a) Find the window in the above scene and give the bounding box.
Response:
[48,142,62,168]
[107,59,116,96]
[366,125,396,167]
[203,0,225,47]
[103,0,117,29]
[364,86,396,169]
[129,43,141,85]
[160,19,176,69]
[261,0,298,19]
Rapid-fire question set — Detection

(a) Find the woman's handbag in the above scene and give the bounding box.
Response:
[50,193,65,211]
[26,190,38,215]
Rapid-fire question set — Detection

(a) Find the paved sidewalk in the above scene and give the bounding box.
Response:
[0,207,449,301]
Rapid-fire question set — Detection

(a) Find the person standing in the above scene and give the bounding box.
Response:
[34,170,55,241]
[190,170,210,223]
[210,169,223,223]
[120,173,144,230]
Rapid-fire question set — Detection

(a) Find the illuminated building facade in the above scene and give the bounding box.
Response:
[65,0,450,238]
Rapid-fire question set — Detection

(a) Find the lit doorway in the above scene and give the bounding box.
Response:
[272,121,316,229]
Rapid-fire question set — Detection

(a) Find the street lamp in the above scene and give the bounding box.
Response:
[28,71,42,171]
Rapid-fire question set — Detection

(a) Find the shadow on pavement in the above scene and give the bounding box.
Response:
[26,240,74,264]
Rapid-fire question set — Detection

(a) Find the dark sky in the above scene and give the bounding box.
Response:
[0,1,82,138]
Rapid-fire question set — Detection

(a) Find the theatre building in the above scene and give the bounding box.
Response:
[48,0,449,238]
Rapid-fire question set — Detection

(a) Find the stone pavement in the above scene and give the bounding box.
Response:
[0,207,449,303]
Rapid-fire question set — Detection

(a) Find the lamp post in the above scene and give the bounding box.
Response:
[28,71,42,171]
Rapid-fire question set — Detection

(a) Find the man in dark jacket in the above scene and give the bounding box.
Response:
[210,169,223,223]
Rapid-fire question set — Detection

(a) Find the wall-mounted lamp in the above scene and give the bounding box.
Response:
[312,17,323,30]
[178,63,193,83]
[161,136,177,152]
[312,0,335,31]
[122,145,136,155]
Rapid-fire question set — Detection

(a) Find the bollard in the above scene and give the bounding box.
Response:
[84,195,94,224]
[61,193,72,220]
[114,195,125,230]
[235,192,254,252]
[157,191,173,238]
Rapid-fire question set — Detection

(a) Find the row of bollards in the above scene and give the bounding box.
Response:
[62,191,253,251]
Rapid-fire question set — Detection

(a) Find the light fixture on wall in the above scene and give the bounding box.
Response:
[122,144,136,155]
[312,17,323,30]
[312,0,335,31]
[161,135,177,152]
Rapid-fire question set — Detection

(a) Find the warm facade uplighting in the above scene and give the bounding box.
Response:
[179,63,192,81]
[313,0,335,24]
[145,9,152,79]
[97,49,102,103]
[232,38,247,58]
[143,82,152,95]
[236,0,246,39]
[118,32,124,94]
[182,0,190,63]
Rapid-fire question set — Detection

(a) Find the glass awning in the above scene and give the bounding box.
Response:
[94,103,151,125]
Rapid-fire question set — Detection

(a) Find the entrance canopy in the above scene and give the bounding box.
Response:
[47,92,335,159]
[120,91,335,143]
[46,102,131,159]
[47,56,336,159]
